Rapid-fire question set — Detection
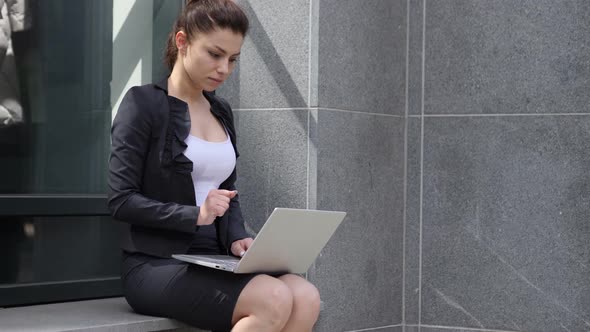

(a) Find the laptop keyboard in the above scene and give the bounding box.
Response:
[198,256,239,269]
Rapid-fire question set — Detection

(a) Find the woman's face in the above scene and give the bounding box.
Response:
[177,28,244,92]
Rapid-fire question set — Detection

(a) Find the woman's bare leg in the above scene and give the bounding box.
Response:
[231,274,293,332]
[278,274,321,332]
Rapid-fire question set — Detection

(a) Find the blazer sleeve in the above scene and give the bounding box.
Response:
[226,182,251,247]
[107,87,198,234]
[219,98,250,246]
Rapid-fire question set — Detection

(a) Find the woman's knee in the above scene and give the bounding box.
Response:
[280,275,321,316]
[234,275,293,327]
[265,277,294,320]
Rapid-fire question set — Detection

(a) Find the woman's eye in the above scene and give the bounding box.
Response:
[230,58,239,63]
[209,51,221,58]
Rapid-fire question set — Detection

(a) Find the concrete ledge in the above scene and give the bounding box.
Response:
[0,297,205,332]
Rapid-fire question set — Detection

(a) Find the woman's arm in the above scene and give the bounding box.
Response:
[225,183,250,246]
[107,87,198,234]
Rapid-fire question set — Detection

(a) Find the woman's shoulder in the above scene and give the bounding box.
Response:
[119,83,169,118]
[114,83,169,128]
[205,91,234,119]
[123,83,165,106]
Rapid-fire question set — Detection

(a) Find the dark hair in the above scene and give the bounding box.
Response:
[165,0,249,71]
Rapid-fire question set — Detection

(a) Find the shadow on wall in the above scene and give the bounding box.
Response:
[224,1,315,235]
[238,0,310,127]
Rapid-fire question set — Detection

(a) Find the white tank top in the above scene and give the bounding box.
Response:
[183,129,236,206]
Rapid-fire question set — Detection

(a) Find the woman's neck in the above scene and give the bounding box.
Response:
[168,65,207,106]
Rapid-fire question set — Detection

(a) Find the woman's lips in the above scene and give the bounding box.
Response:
[209,77,223,83]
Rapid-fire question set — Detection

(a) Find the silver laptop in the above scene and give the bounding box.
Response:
[172,208,346,274]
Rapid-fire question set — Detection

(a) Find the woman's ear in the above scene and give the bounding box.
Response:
[175,31,188,56]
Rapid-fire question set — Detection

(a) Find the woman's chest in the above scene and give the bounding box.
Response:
[189,110,228,142]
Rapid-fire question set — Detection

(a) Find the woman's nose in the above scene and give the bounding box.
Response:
[217,59,230,74]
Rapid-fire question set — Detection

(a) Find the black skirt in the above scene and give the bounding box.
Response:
[121,249,257,331]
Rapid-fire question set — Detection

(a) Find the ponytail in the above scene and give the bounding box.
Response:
[164,0,249,71]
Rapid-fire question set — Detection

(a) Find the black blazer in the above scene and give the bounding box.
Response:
[107,78,249,258]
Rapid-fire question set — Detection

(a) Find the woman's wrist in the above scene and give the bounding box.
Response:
[197,209,206,225]
[197,208,213,225]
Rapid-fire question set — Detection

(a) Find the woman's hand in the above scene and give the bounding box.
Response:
[196,189,237,225]
[231,238,254,257]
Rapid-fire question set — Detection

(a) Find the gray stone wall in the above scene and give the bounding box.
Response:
[219,1,405,331]
[312,1,406,331]
[220,1,589,332]
[405,1,590,332]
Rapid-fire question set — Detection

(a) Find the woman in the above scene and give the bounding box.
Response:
[107,1,320,331]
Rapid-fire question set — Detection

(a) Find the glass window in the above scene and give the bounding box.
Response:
[0,0,182,194]
[0,216,121,284]
[0,0,183,306]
